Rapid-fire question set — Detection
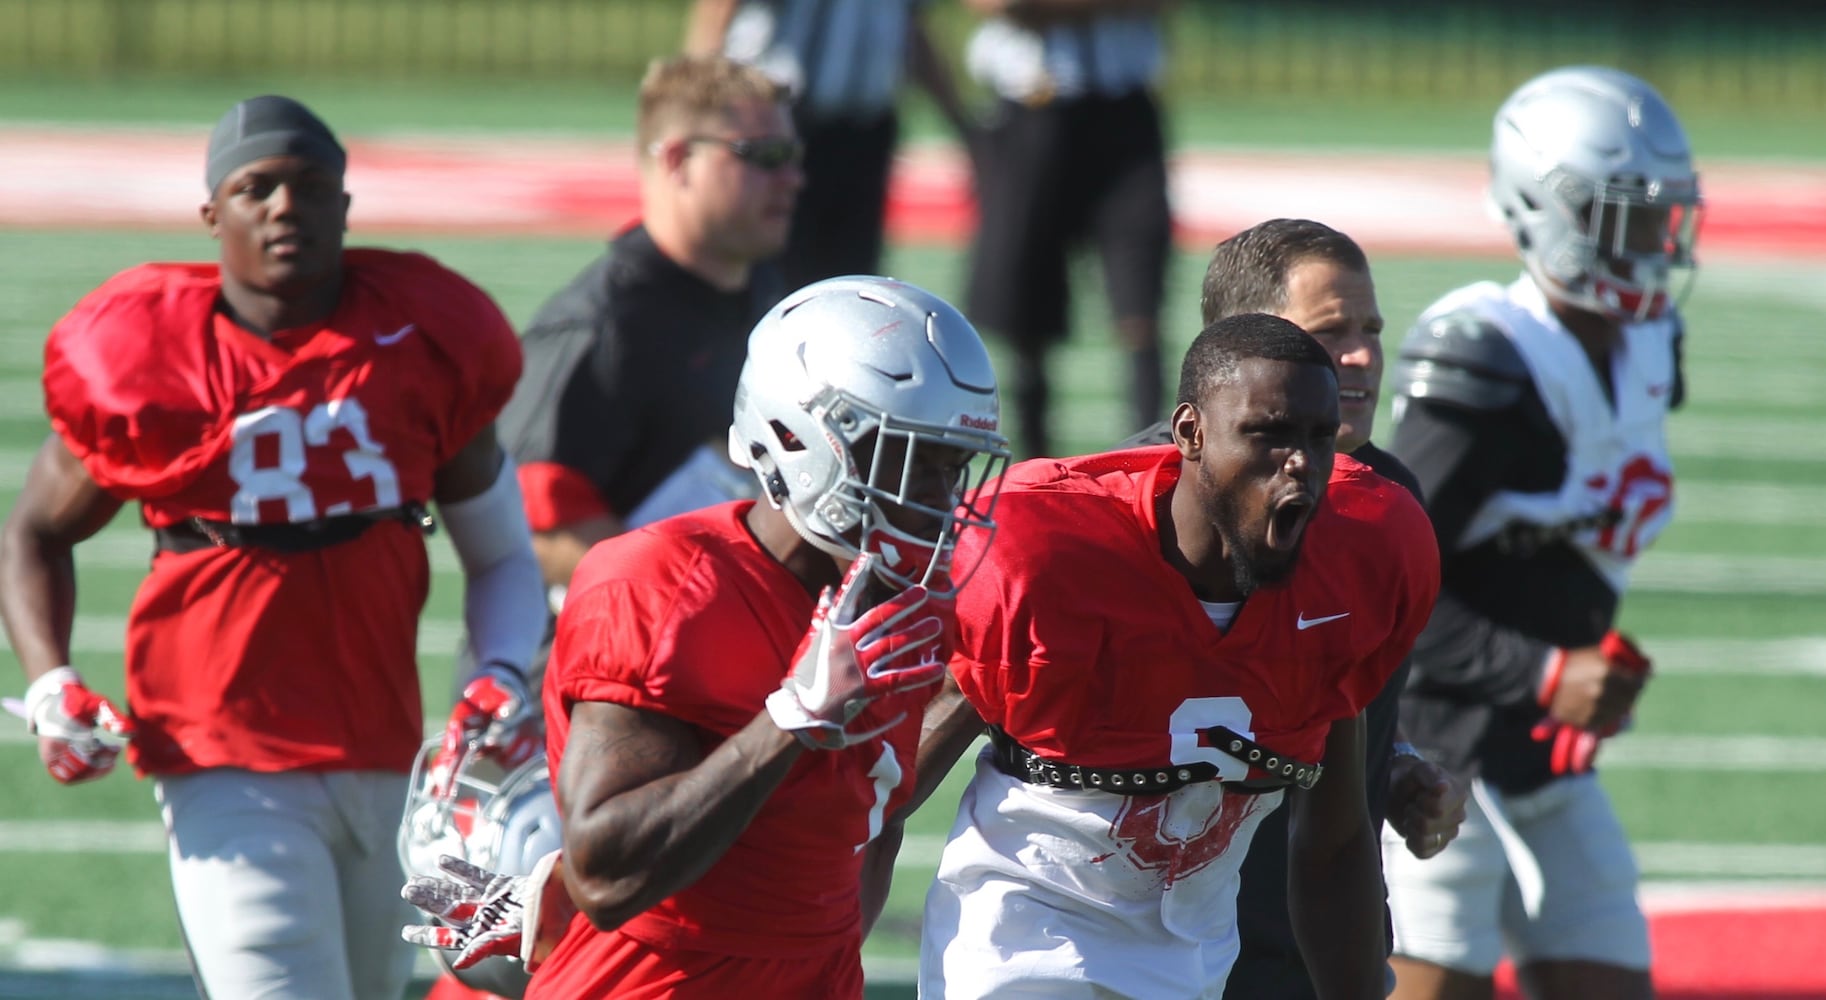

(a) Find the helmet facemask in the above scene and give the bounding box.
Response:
[729,275,1011,599]
[1489,66,1703,325]
[1543,170,1701,322]
[755,384,1008,596]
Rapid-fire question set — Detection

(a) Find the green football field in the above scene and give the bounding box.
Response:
[1,64,1823,996]
[1,225,1823,995]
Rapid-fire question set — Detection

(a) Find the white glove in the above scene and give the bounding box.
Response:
[401,851,570,972]
[22,666,135,784]
[765,554,952,750]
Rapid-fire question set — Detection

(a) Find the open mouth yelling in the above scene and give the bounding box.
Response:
[1266,492,1315,553]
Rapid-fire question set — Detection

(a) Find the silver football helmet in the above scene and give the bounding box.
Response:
[729,276,1010,595]
[398,738,559,998]
[1489,66,1701,322]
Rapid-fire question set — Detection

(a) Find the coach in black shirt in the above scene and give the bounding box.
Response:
[491,55,798,671]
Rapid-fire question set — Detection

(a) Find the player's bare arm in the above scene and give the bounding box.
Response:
[432,424,508,503]
[891,673,985,828]
[557,699,803,930]
[858,818,905,938]
[0,435,124,681]
[1287,711,1385,1000]
[864,673,986,930]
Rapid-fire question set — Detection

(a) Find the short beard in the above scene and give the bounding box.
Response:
[1213,487,1298,599]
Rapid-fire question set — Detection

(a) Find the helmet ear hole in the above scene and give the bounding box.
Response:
[769,420,805,452]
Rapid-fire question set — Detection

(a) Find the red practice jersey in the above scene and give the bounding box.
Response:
[41,250,521,774]
[952,446,1440,772]
[535,501,919,997]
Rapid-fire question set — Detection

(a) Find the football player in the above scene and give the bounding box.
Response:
[911,313,1441,997]
[1118,217,1469,999]
[404,277,1012,999]
[0,96,545,1000]
[1381,66,1699,1000]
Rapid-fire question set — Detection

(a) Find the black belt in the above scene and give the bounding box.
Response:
[153,503,435,555]
[987,725,1322,795]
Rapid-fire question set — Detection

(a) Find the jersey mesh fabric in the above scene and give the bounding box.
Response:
[925,447,1438,995]
[42,252,521,774]
[538,502,920,983]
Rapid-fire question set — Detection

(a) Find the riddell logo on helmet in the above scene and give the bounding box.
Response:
[959,414,999,431]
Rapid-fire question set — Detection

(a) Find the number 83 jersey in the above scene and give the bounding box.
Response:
[42,250,522,775]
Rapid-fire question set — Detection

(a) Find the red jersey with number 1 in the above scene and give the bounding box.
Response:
[534,501,919,998]
[41,250,521,775]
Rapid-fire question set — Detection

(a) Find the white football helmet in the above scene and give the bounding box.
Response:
[1489,66,1702,322]
[729,276,1010,595]
[398,738,559,998]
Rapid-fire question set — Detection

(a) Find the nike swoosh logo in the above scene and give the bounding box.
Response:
[374,323,417,346]
[1296,612,1351,631]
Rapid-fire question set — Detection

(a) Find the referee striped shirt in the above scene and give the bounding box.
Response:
[966,15,1164,103]
[723,0,923,119]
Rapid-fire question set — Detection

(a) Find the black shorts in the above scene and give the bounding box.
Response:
[967,90,1172,348]
[785,109,899,289]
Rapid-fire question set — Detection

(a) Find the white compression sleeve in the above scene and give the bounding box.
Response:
[436,454,545,680]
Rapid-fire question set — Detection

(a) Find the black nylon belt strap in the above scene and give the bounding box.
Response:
[153,503,435,555]
[987,725,1322,795]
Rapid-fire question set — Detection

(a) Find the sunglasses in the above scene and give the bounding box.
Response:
[685,135,805,171]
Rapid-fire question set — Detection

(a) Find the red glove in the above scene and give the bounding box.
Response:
[765,553,952,750]
[1533,631,1654,775]
[1600,630,1653,679]
[23,667,136,784]
[430,662,539,794]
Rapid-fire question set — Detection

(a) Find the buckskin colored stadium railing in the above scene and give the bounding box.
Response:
[1,0,1821,112]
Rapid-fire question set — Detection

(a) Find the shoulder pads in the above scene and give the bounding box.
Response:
[1392,309,1530,410]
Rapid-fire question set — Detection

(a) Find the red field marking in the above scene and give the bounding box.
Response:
[4,127,1825,258]
[1490,889,1826,999]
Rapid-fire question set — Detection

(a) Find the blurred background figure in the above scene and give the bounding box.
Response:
[961,0,1176,457]
[1383,65,1700,1000]
[493,52,797,666]
[685,0,973,289]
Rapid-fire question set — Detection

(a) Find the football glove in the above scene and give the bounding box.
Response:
[22,666,136,785]
[1532,630,1653,775]
[432,662,539,795]
[401,851,570,973]
[765,554,952,751]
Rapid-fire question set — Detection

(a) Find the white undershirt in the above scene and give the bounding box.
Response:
[1199,599,1241,632]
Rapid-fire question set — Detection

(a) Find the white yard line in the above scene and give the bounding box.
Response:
[2,816,1825,886]
[1652,636,1826,676]
[1632,552,1826,595]
[1601,734,1826,771]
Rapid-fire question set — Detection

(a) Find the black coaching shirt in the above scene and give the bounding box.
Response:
[498,225,783,529]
